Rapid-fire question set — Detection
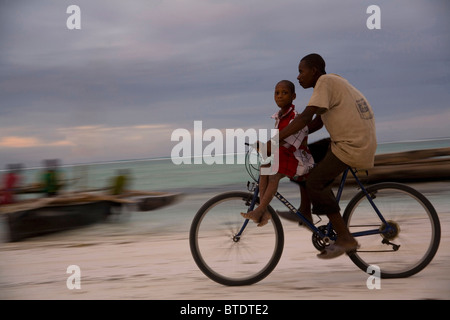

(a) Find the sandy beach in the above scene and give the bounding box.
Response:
[0,182,449,301]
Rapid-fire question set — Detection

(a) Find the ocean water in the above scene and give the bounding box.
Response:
[374,137,450,154]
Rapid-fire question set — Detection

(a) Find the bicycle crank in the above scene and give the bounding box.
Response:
[312,225,337,251]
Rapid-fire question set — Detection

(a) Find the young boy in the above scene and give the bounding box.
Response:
[241,80,321,226]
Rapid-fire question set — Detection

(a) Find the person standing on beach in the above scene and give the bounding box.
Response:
[41,159,62,197]
[269,53,377,259]
[0,164,22,205]
[241,80,321,227]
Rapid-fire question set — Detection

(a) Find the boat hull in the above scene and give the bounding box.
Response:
[136,193,181,211]
[6,201,113,242]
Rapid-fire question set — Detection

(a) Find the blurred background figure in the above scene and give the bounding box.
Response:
[41,159,63,197]
[107,169,132,217]
[0,163,23,205]
[109,169,131,195]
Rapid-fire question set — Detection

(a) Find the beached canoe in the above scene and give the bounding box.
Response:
[345,147,450,184]
[0,193,130,242]
[113,191,183,211]
[4,200,113,242]
[0,191,182,242]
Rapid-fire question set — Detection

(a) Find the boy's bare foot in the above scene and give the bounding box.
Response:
[241,210,271,227]
[241,210,261,223]
[257,211,271,227]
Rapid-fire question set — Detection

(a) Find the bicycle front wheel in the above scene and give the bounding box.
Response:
[189,191,284,286]
[343,182,441,278]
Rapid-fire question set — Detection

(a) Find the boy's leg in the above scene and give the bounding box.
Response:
[241,173,284,226]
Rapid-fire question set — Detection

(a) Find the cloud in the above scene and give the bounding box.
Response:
[0,136,74,148]
[53,123,174,159]
[0,123,174,165]
[0,136,42,148]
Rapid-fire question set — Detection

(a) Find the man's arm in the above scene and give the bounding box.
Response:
[264,106,319,155]
[278,105,319,141]
[307,114,323,135]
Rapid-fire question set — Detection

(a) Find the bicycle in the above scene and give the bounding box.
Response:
[189,143,441,286]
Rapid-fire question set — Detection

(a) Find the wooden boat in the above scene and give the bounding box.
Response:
[4,200,113,242]
[113,190,182,211]
[0,191,182,242]
[343,147,450,184]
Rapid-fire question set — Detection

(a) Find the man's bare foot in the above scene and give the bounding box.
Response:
[317,239,359,259]
[334,238,359,252]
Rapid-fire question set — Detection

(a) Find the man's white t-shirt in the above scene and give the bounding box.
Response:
[307,74,377,169]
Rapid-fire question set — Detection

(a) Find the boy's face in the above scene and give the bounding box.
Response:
[297,60,317,88]
[274,83,296,109]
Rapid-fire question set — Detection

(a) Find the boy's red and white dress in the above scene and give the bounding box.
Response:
[270,105,315,181]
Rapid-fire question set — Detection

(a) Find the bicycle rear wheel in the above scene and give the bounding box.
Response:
[189,191,284,286]
[343,182,440,278]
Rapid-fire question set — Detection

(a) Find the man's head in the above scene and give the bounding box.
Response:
[297,53,326,89]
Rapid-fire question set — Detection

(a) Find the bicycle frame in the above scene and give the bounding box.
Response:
[236,167,393,240]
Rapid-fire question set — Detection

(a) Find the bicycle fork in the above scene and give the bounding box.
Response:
[233,183,260,242]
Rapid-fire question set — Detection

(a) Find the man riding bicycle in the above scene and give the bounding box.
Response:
[271,53,377,259]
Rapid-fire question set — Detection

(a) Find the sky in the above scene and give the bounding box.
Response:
[1,0,449,168]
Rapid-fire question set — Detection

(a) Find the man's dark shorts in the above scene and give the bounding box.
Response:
[293,138,348,215]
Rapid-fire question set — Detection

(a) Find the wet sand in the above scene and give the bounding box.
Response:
[0,182,449,300]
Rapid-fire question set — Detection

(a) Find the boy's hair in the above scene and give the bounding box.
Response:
[276,80,296,94]
[300,53,326,75]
